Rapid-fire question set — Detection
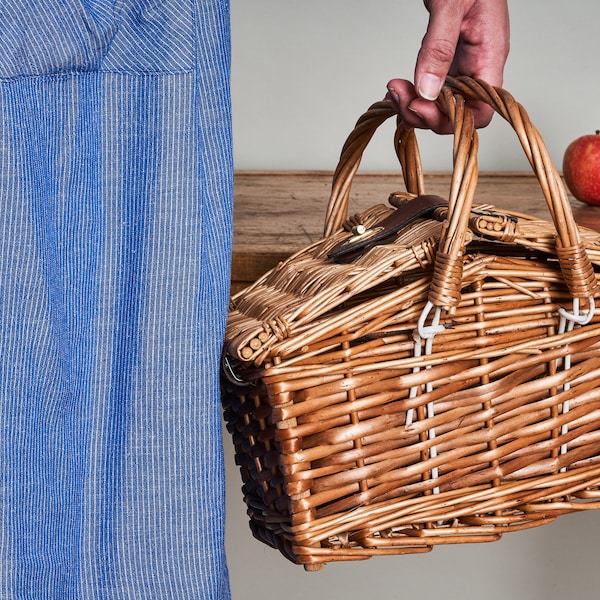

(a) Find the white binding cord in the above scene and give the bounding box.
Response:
[557,297,595,471]
[407,301,445,494]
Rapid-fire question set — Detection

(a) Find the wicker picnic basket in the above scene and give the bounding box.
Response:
[221,76,600,570]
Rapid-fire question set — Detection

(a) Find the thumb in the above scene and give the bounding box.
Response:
[415,3,463,100]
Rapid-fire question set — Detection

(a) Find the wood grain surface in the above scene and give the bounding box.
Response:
[232,171,600,293]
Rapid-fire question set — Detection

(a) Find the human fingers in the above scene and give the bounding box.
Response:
[386,79,454,134]
[415,0,469,101]
[449,0,510,126]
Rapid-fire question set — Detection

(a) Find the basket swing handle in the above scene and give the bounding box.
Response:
[324,75,599,320]
[324,102,425,237]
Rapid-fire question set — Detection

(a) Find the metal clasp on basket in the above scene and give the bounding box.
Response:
[341,224,384,247]
[221,352,253,387]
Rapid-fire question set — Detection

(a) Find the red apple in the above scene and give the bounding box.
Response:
[562,130,600,205]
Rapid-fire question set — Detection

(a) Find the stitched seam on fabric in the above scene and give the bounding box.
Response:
[0,69,195,84]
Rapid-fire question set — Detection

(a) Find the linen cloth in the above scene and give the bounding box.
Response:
[0,1,233,598]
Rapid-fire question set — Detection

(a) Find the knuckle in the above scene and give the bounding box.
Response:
[423,39,456,67]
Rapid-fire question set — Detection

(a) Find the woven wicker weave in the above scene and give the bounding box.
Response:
[221,76,600,570]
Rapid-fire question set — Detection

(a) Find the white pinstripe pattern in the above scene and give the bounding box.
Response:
[0,1,232,598]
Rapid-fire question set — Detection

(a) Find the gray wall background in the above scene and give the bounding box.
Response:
[231,0,600,173]
[226,2,600,598]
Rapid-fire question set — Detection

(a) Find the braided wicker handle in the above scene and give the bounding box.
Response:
[324,102,422,235]
[324,76,599,310]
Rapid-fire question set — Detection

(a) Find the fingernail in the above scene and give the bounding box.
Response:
[386,87,400,109]
[417,73,442,101]
[408,103,425,121]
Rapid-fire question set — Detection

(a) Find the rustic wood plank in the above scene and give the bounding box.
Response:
[232,170,600,291]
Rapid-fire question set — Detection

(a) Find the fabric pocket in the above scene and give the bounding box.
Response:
[0,0,195,78]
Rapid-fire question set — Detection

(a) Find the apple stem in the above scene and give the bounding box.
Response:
[596,130,600,135]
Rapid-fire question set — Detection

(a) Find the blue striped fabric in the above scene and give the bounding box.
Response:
[0,1,233,598]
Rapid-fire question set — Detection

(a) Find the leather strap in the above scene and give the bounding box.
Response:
[328,194,448,263]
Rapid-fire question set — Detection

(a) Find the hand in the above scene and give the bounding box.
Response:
[386,0,510,133]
